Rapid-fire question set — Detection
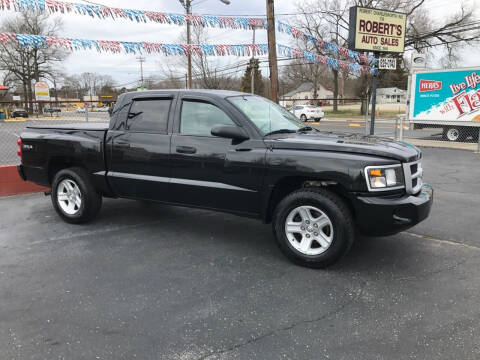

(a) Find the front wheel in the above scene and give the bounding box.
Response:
[272,188,354,268]
[51,167,102,224]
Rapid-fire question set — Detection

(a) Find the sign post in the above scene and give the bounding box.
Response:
[370,61,378,135]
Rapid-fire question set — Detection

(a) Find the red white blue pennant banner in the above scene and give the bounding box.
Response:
[0,33,269,56]
[277,21,377,66]
[0,33,377,75]
[0,0,267,30]
[278,45,377,76]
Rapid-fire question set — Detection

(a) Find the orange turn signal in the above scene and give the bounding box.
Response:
[369,169,382,177]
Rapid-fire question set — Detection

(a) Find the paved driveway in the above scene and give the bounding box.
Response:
[0,147,479,359]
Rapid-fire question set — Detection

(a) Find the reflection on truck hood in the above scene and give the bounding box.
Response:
[269,131,421,162]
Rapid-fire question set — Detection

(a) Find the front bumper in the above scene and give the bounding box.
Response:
[352,183,433,236]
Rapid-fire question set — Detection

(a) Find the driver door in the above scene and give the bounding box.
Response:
[169,95,266,215]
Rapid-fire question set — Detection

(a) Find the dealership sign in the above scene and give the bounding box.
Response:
[348,6,407,53]
[34,82,50,101]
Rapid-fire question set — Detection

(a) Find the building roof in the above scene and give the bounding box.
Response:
[283,82,332,98]
[0,85,8,90]
[377,87,406,95]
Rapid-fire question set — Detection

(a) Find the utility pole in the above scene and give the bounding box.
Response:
[266,0,279,103]
[251,26,256,94]
[137,56,145,89]
[180,0,230,90]
[185,0,193,89]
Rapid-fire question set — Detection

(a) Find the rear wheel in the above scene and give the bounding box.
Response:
[51,167,102,224]
[272,188,354,268]
[300,114,307,122]
[443,127,465,142]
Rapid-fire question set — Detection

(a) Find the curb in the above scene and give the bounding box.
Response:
[0,165,49,197]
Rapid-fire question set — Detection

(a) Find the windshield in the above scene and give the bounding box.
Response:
[228,95,305,135]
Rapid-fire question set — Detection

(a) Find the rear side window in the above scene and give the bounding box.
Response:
[127,99,171,133]
[180,100,234,136]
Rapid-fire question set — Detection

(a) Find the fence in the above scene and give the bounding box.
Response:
[281,98,480,152]
[1,98,479,165]
[0,101,112,165]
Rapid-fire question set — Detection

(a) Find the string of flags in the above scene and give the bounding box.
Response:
[277,21,377,66]
[277,45,377,76]
[0,0,267,29]
[0,33,378,76]
[0,0,377,69]
[0,33,270,56]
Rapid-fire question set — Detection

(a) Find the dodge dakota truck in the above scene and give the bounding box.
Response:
[17,90,433,268]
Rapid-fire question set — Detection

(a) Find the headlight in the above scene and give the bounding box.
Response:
[364,165,405,191]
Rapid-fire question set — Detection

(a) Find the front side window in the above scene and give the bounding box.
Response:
[127,99,171,133]
[180,100,235,136]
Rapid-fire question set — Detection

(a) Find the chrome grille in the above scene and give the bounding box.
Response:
[403,160,423,195]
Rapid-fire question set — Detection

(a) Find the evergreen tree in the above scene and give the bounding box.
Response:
[240,58,264,95]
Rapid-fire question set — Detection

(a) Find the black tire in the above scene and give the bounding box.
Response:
[51,167,102,224]
[442,127,466,142]
[300,114,307,122]
[272,188,354,268]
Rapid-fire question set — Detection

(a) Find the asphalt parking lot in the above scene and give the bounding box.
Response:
[1,147,479,359]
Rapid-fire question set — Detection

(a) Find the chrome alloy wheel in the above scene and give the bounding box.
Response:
[446,128,460,141]
[57,179,82,215]
[284,205,334,256]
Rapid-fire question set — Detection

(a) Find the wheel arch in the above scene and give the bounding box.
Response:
[263,176,355,224]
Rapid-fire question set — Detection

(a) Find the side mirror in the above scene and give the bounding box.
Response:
[211,125,249,141]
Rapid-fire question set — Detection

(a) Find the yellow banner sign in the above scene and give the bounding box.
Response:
[348,6,407,53]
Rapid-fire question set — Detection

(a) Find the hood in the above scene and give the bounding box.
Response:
[269,131,421,162]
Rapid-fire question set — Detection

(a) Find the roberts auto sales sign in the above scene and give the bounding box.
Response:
[348,6,407,53]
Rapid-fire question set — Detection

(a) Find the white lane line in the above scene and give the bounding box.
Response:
[405,231,480,252]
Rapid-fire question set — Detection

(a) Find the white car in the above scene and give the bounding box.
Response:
[76,107,85,113]
[290,105,325,122]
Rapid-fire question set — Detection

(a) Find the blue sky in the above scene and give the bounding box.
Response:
[0,0,478,88]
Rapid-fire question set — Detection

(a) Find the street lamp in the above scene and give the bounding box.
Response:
[179,0,231,89]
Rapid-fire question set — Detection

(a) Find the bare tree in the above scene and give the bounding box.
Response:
[0,11,67,112]
[294,0,480,113]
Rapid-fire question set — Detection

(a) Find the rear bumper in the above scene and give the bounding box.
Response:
[352,184,433,236]
[17,164,26,181]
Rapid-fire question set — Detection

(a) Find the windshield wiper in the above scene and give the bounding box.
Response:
[297,126,315,132]
[263,129,297,137]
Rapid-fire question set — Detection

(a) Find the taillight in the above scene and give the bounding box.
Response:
[17,138,22,157]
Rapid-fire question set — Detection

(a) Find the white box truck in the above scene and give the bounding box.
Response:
[409,67,480,142]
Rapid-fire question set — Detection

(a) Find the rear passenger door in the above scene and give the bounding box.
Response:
[107,96,174,201]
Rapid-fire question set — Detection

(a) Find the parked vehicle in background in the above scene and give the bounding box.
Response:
[17,90,433,268]
[409,67,480,142]
[76,106,85,113]
[43,106,61,114]
[11,108,28,118]
[95,106,110,112]
[290,105,325,122]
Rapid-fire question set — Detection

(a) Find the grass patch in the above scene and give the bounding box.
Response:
[324,109,404,117]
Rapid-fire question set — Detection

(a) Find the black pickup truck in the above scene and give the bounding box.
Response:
[17,90,433,268]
